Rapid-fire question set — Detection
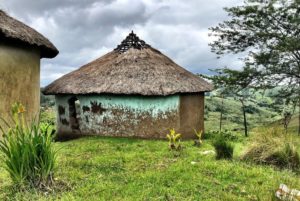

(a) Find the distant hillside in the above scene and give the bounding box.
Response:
[272,115,299,134]
[204,87,299,133]
[204,95,281,132]
[289,115,299,133]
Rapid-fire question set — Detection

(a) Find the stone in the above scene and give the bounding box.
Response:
[275,184,300,201]
[200,150,215,155]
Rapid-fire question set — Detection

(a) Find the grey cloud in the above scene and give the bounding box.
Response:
[1,0,243,86]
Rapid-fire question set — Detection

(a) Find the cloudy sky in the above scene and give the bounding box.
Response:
[1,0,243,86]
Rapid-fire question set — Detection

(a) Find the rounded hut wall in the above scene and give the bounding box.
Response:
[0,43,40,126]
[55,93,205,139]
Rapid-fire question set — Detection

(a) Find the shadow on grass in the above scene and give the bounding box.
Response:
[55,134,168,144]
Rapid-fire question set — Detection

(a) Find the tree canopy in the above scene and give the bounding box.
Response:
[210,0,299,92]
[209,0,300,134]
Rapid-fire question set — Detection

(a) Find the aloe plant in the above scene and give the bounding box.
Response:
[193,129,203,147]
[166,128,181,150]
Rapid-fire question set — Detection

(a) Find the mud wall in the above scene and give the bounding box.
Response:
[55,93,205,139]
[0,43,40,127]
[55,94,181,139]
[179,93,204,139]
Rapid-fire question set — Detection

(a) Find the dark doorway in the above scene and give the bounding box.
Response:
[68,97,80,130]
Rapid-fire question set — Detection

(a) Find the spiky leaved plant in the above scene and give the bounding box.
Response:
[166,128,181,150]
[0,102,57,189]
[193,129,203,147]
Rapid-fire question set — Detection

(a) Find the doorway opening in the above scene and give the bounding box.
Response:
[68,97,80,130]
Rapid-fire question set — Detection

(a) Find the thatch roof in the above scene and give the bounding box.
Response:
[44,32,213,96]
[0,10,58,58]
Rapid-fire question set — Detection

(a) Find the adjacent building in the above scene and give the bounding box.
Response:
[44,32,212,139]
[0,10,58,123]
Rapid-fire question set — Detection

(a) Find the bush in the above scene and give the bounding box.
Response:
[272,144,300,170]
[212,135,234,160]
[0,103,57,189]
[241,128,300,171]
[244,105,260,114]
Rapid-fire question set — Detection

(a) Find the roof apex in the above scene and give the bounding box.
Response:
[114,31,151,53]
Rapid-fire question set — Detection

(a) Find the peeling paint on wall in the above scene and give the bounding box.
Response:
[90,101,106,114]
[60,118,69,126]
[58,105,65,115]
[82,106,90,113]
[55,94,180,138]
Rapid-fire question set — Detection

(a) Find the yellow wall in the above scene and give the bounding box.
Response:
[0,43,40,127]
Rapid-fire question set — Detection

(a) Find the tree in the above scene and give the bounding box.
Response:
[205,70,253,137]
[213,88,226,132]
[209,0,300,134]
[267,89,298,132]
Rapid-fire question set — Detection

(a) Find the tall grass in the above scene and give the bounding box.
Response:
[212,133,234,160]
[241,127,300,171]
[0,103,57,189]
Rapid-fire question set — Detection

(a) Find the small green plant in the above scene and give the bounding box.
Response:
[193,129,203,147]
[166,128,181,151]
[212,134,234,160]
[0,102,57,189]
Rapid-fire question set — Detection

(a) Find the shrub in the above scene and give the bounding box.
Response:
[244,105,260,114]
[241,128,300,171]
[0,103,57,189]
[212,135,234,160]
[271,144,300,170]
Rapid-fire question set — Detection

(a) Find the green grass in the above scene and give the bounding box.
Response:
[287,115,299,134]
[1,92,298,200]
[262,114,299,135]
[1,137,300,200]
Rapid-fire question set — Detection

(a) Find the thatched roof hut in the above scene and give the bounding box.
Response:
[0,10,58,58]
[44,32,212,139]
[0,10,58,126]
[44,31,212,95]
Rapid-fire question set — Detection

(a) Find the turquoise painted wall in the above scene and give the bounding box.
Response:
[55,94,180,137]
[82,95,179,115]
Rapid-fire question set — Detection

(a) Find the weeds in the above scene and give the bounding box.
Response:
[241,128,300,171]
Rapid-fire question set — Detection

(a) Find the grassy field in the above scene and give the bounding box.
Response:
[0,93,298,200]
[1,136,300,201]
